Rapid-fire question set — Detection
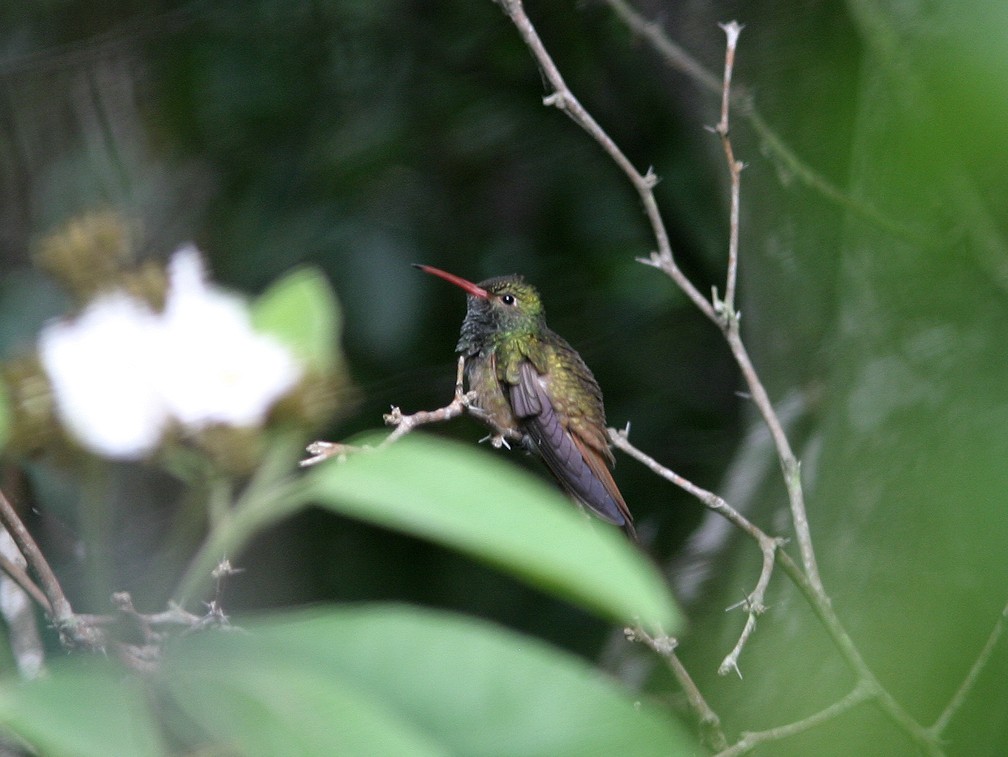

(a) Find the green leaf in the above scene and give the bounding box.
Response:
[164,640,444,756]
[251,266,342,373]
[164,605,694,756]
[302,433,679,630]
[0,661,168,757]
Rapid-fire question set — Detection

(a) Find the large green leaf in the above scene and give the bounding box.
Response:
[163,605,694,756]
[251,266,342,373]
[0,662,167,757]
[164,641,444,756]
[302,433,679,630]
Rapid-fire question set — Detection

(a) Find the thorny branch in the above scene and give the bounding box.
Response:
[0,488,74,625]
[494,0,717,324]
[302,356,522,469]
[703,19,825,598]
[0,485,232,665]
[491,2,962,755]
[715,682,875,757]
[929,600,1008,736]
[599,0,928,246]
[626,625,728,751]
[296,4,1005,752]
[611,427,782,677]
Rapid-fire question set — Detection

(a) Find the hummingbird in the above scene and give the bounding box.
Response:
[415,264,636,540]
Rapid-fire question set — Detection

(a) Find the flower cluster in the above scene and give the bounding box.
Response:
[38,246,303,460]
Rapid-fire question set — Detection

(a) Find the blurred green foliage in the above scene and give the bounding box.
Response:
[0,605,694,756]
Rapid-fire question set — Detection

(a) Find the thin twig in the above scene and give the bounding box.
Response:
[610,426,774,550]
[0,488,73,622]
[718,529,775,679]
[300,441,363,467]
[705,20,824,596]
[303,356,523,468]
[493,6,946,754]
[382,356,478,445]
[712,21,743,318]
[727,331,824,594]
[497,0,716,323]
[716,682,875,757]
[610,426,782,675]
[383,356,523,447]
[773,550,942,755]
[600,0,928,246]
[0,552,52,616]
[930,599,1008,736]
[626,625,728,751]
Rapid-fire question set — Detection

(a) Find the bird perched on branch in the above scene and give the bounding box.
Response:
[415,264,636,540]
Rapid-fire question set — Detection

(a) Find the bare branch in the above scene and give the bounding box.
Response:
[930,599,1008,736]
[0,488,73,623]
[0,550,52,616]
[496,0,717,323]
[712,21,744,318]
[381,356,478,446]
[600,0,928,246]
[626,625,728,751]
[610,426,772,547]
[718,531,775,679]
[716,682,875,757]
[727,332,824,594]
[303,356,523,468]
[704,21,826,596]
[611,426,782,673]
[382,355,524,448]
[490,6,949,753]
[74,590,230,673]
[110,590,228,636]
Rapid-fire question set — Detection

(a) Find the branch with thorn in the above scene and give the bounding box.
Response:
[599,0,927,245]
[302,356,523,468]
[493,4,958,755]
[300,7,1005,751]
[499,0,783,675]
[0,485,232,668]
[611,425,783,676]
[626,624,729,751]
[381,356,522,447]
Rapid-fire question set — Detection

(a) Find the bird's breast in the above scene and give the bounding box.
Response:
[466,352,519,433]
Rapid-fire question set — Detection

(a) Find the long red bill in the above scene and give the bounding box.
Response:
[413,264,489,298]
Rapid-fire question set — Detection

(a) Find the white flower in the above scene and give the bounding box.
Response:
[37,245,304,460]
[155,246,303,429]
[39,293,166,459]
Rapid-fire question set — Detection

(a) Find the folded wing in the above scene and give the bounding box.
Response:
[510,360,636,539]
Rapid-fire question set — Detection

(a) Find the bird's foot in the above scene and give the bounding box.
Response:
[478,433,511,450]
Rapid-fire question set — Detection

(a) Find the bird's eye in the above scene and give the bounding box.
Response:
[500,294,516,306]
